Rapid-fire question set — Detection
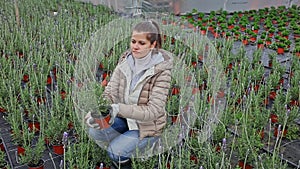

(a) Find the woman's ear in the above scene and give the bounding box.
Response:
[150,41,157,49]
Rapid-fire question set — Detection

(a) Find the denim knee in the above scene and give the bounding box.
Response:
[107,145,130,162]
[88,128,109,142]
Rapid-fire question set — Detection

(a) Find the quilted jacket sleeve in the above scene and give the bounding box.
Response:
[102,67,121,104]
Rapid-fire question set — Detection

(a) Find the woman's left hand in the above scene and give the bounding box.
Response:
[109,104,119,125]
[84,111,100,129]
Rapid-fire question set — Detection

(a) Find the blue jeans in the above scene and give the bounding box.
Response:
[89,117,158,162]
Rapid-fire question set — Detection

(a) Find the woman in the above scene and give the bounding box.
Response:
[85,20,173,167]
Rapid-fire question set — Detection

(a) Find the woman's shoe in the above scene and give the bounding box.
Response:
[112,159,132,169]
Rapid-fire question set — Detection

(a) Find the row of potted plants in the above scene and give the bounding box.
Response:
[162,5,300,56]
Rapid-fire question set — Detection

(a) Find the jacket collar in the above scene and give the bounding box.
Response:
[118,49,173,74]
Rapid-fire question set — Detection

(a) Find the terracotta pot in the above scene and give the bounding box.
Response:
[238,160,253,169]
[28,120,40,133]
[268,60,272,68]
[95,162,110,169]
[236,97,242,105]
[191,61,197,68]
[44,138,50,145]
[17,145,25,155]
[93,114,111,129]
[265,40,272,46]
[254,84,260,92]
[101,79,108,87]
[27,159,44,169]
[171,87,180,95]
[170,115,178,123]
[263,98,269,106]
[0,139,5,151]
[219,31,225,37]
[290,71,294,78]
[228,25,234,29]
[188,23,194,29]
[242,39,249,45]
[95,115,110,129]
[279,78,284,86]
[99,63,104,69]
[77,82,83,88]
[68,121,74,130]
[198,55,204,62]
[270,113,278,123]
[217,90,225,98]
[268,33,274,38]
[252,29,259,34]
[60,90,67,100]
[269,91,277,100]
[290,99,299,106]
[207,95,215,104]
[0,107,6,113]
[36,97,46,105]
[190,154,198,164]
[277,47,284,54]
[46,75,52,85]
[23,74,29,83]
[189,129,198,137]
[215,144,221,152]
[250,37,256,42]
[52,144,64,155]
[199,81,207,91]
[257,44,264,49]
[102,71,109,80]
[213,32,220,38]
[227,63,233,70]
[274,124,288,137]
[192,87,200,95]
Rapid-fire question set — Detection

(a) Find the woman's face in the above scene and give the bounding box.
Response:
[130,31,156,59]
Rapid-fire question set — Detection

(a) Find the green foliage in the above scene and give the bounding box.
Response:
[286,123,300,140]
[93,83,111,116]
[90,142,111,168]
[166,95,180,115]
[20,137,45,167]
[0,150,8,168]
[43,116,69,145]
[11,124,35,146]
[236,128,264,164]
[65,141,93,168]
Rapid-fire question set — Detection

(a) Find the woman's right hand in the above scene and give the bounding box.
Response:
[108,104,119,125]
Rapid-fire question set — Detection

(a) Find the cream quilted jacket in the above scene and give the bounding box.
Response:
[103,49,173,139]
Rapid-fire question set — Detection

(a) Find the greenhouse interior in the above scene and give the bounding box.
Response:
[0,0,300,169]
